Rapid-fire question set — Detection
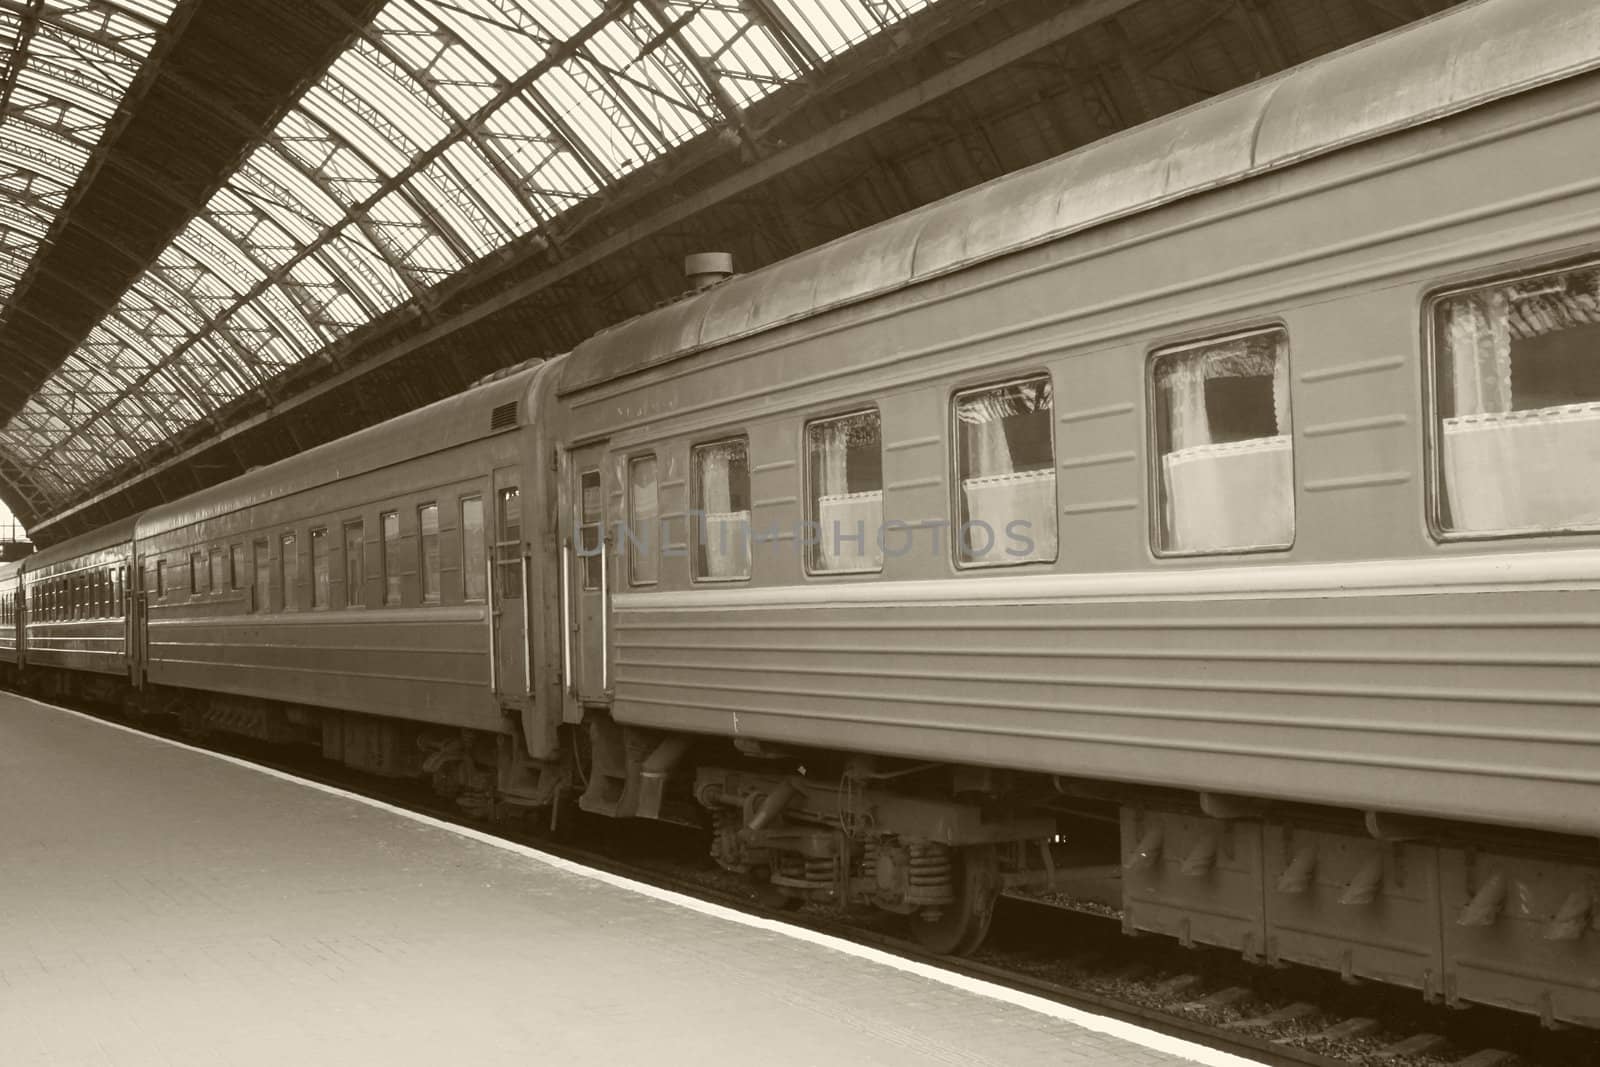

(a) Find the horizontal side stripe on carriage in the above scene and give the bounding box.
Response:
[612,659,1600,714]
[612,549,1600,610]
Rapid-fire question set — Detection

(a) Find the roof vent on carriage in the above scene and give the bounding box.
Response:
[685,252,734,291]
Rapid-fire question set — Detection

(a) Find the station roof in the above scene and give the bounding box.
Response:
[0,0,1465,543]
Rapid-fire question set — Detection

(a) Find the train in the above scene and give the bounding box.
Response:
[3,0,1598,1028]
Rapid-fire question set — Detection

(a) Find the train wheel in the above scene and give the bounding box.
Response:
[906,844,999,955]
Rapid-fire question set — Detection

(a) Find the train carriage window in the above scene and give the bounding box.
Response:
[311,529,329,609]
[279,533,298,612]
[691,438,751,581]
[419,504,441,604]
[343,520,364,608]
[1151,329,1294,555]
[252,540,269,613]
[116,567,124,618]
[954,376,1057,566]
[230,544,245,590]
[496,488,521,600]
[578,472,602,590]
[155,560,166,600]
[1431,262,1600,536]
[381,511,401,606]
[806,410,884,574]
[628,456,659,586]
[190,552,203,596]
[460,498,484,602]
[210,548,225,595]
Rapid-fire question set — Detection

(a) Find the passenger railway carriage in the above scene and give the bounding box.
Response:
[4,0,1599,1028]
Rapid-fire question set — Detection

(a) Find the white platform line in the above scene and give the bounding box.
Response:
[28,695,1263,1067]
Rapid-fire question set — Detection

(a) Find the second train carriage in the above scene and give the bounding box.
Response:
[1,0,1597,1028]
[128,360,565,797]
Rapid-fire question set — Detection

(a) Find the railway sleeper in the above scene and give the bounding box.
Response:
[1120,804,1600,1028]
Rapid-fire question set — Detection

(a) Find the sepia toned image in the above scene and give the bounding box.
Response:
[0,1,1597,1065]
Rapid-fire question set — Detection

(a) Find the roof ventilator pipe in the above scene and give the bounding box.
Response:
[685,252,734,291]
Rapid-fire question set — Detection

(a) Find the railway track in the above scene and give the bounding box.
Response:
[46,693,1600,1067]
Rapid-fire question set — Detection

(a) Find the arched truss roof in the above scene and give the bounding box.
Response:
[0,0,935,514]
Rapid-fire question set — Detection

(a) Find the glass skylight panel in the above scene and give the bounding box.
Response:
[772,0,932,59]
[442,138,536,233]
[2,0,955,503]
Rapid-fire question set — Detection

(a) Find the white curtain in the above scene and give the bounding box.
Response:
[1443,403,1600,530]
[1162,356,1213,449]
[1447,293,1512,417]
[701,449,732,513]
[1163,437,1294,552]
[698,445,749,579]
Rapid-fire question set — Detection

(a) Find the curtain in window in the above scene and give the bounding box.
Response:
[1157,333,1293,552]
[957,380,1055,563]
[813,416,883,572]
[697,444,750,579]
[1446,292,1512,417]
[1436,273,1600,532]
[1160,356,1213,449]
[1444,402,1600,530]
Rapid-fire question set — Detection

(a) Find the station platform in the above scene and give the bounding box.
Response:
[0,694,1249,1067]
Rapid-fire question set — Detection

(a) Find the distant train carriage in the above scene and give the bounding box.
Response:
[20,519,136,704]
[0,560,22,683]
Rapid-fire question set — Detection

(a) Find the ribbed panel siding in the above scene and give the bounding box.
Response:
[612,590,1600,836]
[146,607,500,730]
[26,621,126,676]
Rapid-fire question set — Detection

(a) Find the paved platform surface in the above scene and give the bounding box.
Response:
[0,695,1233,1067]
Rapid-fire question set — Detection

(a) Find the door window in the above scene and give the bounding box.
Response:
[252,540,270,613]
[310,529,329,609]
[496,487,521,600]
[381,511,401,605]
[459,498,484,601]
[628,457,658,585]
[579,471,602,590]
[279,533,297,612]
[420,503,442,603]
[343,520,365,607]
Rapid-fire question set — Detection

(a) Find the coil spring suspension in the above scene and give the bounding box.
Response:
[857,838,879,878]
[773,853,838,891]
[906,841,954,906]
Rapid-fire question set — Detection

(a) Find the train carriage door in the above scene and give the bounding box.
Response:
[490,467,530,701]
[567,443,610,705]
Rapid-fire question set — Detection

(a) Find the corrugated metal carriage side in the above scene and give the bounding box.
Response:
[550,0,1600,1024]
